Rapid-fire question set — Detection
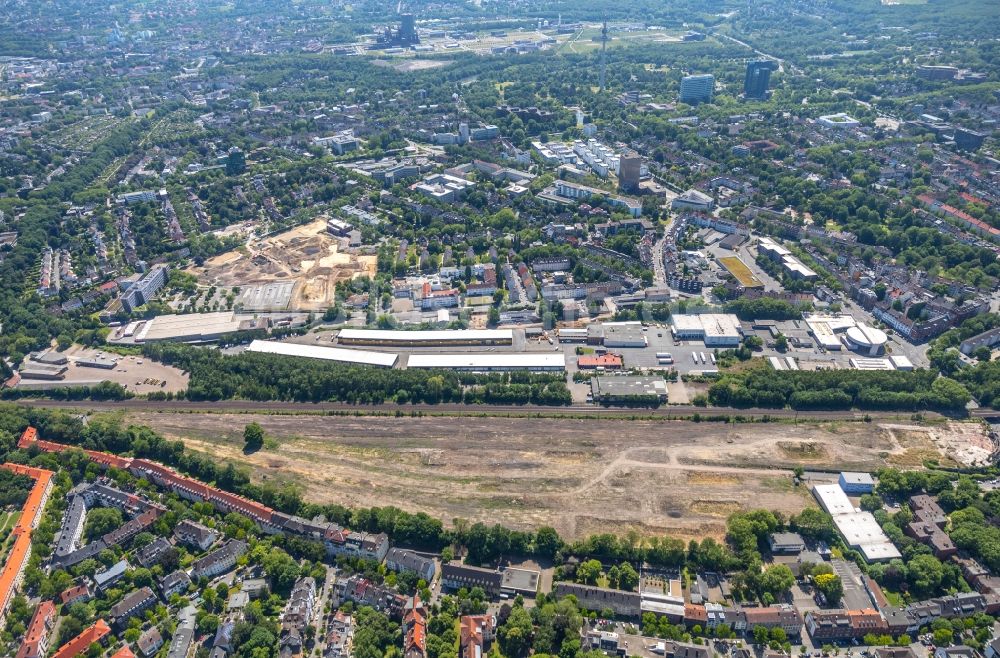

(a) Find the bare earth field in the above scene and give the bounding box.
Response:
[186,218,376,310]
[125,413,985,541]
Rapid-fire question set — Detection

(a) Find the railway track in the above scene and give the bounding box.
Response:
[14,398,970,422]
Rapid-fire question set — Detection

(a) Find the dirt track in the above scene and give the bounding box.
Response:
[120,411,973,540]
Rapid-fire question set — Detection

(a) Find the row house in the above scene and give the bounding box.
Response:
[336,574,405,618]
[805,608,887,641]
[386,548,436,583]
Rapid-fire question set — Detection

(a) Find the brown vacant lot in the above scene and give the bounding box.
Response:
[126,413,979,541]
[187,218,376,311]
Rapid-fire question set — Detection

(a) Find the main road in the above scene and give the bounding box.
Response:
[13,398,984,421]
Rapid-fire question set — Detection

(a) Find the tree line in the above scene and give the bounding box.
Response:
[707,361,971,411]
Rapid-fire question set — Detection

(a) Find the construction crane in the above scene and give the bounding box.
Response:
[599,17,608,93]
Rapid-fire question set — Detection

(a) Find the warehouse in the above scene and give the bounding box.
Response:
[133,312,243,343]
[670,314,742,346]
[590,376,668,403]
[77,356,118,369]
[337,328,513,347]
[557,328,589,343]
[246,341,399,368]
[406,353,565,372]
[601,323,647,348]
[813,484,900,562]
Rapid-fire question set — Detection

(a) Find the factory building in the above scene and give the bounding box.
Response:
[670,314,742,346]
[407,353,565,372]
[337,329,514,347]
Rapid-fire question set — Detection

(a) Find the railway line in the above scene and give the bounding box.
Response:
[14,398,986,422]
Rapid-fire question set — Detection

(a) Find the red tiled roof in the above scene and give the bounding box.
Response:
[60,584,91,605]
[51,619,111,658]
[110,647,136,658]
[578,354,623,368]
[0,462,54,620]
[15,600,55,658]
[18,427,274,525]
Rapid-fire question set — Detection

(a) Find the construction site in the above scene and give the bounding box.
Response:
[186,218,377,311]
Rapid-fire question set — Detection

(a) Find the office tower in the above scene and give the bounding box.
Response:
[679,74,714,105]
[618,152,642,193]
[744,60,778,100]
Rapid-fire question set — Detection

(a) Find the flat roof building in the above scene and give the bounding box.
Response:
[591,376,668,403]
[132,312,243,343]
[501,568,540,596]
[813,484,900,562]
[338,328,513,347]
[246,340,399,368]
[407,353,565,372]
[671,314,742,346]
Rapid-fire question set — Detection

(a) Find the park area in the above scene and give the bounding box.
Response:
[123,412,987,541]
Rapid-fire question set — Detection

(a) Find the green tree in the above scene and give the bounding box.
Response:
[243,422,265,452]
[84,508,123,541]
[814,573,844,605]
[576,559,602,585]
[617,562,639,591]
[499,606,534,658]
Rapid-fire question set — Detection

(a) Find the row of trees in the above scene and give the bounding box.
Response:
[707,361,971,411]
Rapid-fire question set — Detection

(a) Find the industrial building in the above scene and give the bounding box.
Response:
[813,484,901,562]
[590,376,668,403]
[132,312,245,343]
[406,353,565,372]
[246,340,399,368]
[601,323,647,348]
[839,472,875,494]
[337,329,514,347]
[804,314,888,355]
[670,314,742,346]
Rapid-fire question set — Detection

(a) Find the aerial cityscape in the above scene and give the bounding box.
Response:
[0,0,999,658]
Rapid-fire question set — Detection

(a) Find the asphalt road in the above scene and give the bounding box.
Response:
[14,398,989,421]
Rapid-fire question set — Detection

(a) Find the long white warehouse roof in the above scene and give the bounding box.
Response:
[246,340,399,367]
[407,353,565,370]
[338,328,513,343]
[813,483,901,561]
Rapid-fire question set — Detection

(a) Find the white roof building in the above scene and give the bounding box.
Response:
[670,314,742,346]
[407,353,565,372]
[812,484,901,562]
[246,340,399,368]
[338,328,513,346]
